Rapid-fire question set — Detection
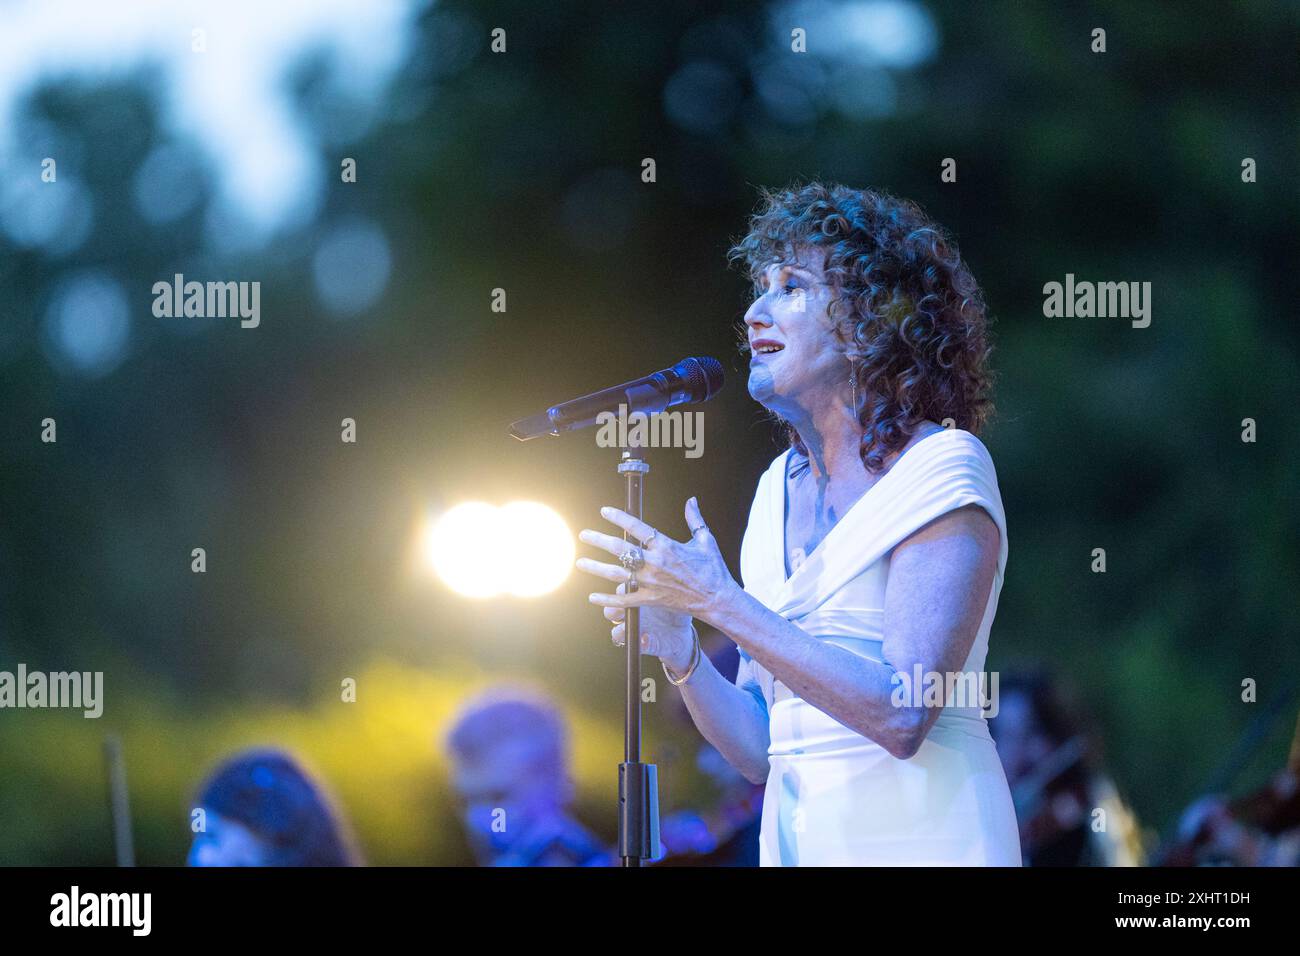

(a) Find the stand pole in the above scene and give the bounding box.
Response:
[104,734,135,867]
[617,449,660,867]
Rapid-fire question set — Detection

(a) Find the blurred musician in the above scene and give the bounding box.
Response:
[990,672,1144,866]
[187,747,362,866]
[1164,710,1300,866]
[446,685,614,866]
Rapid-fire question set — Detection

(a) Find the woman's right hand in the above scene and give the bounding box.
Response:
[603,581,695,673]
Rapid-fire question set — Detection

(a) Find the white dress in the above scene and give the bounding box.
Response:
[736,428,1021,866]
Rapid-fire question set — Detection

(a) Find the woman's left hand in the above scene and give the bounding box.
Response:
[576,496,736,619]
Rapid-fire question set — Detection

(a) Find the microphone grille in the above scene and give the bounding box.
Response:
[682,356,724,401]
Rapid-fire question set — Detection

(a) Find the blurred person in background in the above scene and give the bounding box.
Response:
[1162,710,1300,866]
[990,672,1144,866]
[446,685,613,866]
[187,747,362,866]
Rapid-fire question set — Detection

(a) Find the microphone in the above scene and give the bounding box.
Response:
[509,356,724,440]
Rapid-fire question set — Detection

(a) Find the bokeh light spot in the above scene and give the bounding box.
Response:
[423,501,574,599]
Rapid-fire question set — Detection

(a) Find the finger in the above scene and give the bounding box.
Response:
[685,495,713,541]
[589,589,649,609]
[575,557,631,583]
[604,582,628,622]
[598,506,659,543]
[578,528,641,560]
[613,622,659,656]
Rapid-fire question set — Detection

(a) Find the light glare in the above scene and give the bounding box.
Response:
[424,500,573,599]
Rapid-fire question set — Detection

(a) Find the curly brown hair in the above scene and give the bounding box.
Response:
[726,181,994,473]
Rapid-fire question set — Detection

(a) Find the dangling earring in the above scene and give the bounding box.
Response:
[848,356,859,421]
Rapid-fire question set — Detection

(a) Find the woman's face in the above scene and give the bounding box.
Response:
[187,811,270,866]
[743,248,845,416]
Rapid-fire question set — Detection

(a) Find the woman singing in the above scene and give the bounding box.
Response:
[576,182,1019,865]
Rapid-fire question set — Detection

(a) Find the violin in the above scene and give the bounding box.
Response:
[1158,710,1300,866]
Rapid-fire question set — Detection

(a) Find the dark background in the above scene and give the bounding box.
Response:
[0,0,1296,864]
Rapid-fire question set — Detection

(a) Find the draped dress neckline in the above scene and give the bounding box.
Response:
[775,427,947,589]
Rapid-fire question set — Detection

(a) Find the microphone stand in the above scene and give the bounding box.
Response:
[103,734,135,867]
[616,446,661,867]
[510,361,724,866]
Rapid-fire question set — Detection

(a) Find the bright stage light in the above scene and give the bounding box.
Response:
[423,500,574,598]
[424,502,502,599]
[499,501,576,597]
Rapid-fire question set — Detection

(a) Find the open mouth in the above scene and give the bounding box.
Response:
[750,340,785,359]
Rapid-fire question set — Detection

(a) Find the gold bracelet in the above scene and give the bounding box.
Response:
[663,623,702,686]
